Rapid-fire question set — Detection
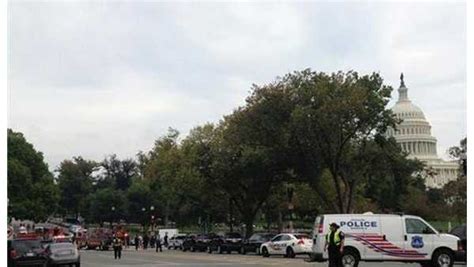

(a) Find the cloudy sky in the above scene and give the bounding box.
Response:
[8,1,466,170]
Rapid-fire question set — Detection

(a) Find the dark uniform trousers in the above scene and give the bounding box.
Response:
[328,245,342,267]
[114,246,122,259]
[113,239,122,259]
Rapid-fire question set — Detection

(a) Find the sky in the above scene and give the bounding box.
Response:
[8,1,466,171]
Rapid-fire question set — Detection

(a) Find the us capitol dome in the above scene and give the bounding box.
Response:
[386,73,459,188]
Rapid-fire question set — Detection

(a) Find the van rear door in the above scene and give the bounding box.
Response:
[380,215,405,260]
[312,216,325,255]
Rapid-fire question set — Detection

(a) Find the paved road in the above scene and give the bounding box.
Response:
[80,248,468,267]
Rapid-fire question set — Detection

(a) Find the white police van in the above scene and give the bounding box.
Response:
[312,213,461,267]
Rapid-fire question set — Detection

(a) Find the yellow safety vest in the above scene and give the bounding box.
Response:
[326,229,342,246]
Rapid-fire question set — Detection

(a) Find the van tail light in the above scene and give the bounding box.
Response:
[458,240,464,251]
[318,217,324,234]
[297,239,305,245]
[318,224,323,234]
[10,249,17,259]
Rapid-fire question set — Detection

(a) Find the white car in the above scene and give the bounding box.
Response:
[260,233,313,258]
[312,213,461,267]
[168,234,187,249]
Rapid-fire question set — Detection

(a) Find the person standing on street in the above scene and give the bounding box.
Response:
[163,232,169,249]
[112,235,123,260]
[150,234,156,248]
[143,233,149,249]
[134,235,139,250]
[324,223,345,267]
[155,233,162,252]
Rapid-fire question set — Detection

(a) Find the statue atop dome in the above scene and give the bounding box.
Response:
[397,72,408,102]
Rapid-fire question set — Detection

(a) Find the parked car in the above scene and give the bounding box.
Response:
[45,242,80,267]
[181,235,196,251]
[191,233,220,252]
[85,228,113,250]
[168,234,188,250]
[311,213,461,267]
[240,233,275,255]
[208,232,243,254]
[449,224,466,262]
[8,237,48,266]
[261,233,313,258]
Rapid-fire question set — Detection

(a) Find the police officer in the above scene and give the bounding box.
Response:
[324,223,345,267]
[155,233,162,252]
[163,232,169,248]
[112,235,123,260]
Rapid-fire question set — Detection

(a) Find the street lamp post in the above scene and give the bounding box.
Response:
[111,206,116,229]
[141,207,146,231]
[150,206,155,231]
[287,185,294,233]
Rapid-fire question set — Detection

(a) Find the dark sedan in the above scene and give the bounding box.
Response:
[239,233,275,255]
[208,233,242,254]
[8,238,48,267]
[191,233,220,252]
[181,235,196,252]
[449,224,466,262]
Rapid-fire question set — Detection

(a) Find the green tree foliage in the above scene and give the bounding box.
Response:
[56,157,98,218]
[442,137,467,222]
[7,129,59,221]
[126,179,153,225]
[449,137,467,177]
[361,137,425,212]
[101,154,138,191]
[178,124,227,227]
[285,70,397,213]
[87,187,127,225]
[142,128,182,226]
[442,176,466,223]
[208,82,294,237]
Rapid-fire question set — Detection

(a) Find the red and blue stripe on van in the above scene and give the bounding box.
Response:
[346,233,427,258]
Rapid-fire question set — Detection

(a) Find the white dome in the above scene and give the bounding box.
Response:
[387,73,438,161]
[387,73,459,188]
[391,101,426,120]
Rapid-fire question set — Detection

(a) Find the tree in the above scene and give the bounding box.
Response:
[142,128,182,226]
[7,129,59,221]
[101,154,138,191]
[209,81,294,237]
[449,137,467,177]
[88,188,127,226]
[442,176,466,223]
[177,124,227,229]
[360,136,425,212]
[286,70,397,213]
[56,157,98,218]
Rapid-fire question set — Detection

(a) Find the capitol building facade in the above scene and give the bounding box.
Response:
[386,74,459,188]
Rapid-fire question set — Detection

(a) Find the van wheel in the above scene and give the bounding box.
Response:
[342,248,360,267]
[286,247,296,258]
[432,249,454,267]
[262,247,269,257]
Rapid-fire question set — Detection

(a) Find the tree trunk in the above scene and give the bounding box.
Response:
[244,217,254,238]
[229,198,234,232]
[164,200,170,227]
[345,182,356,213]
[277,211,283,233]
